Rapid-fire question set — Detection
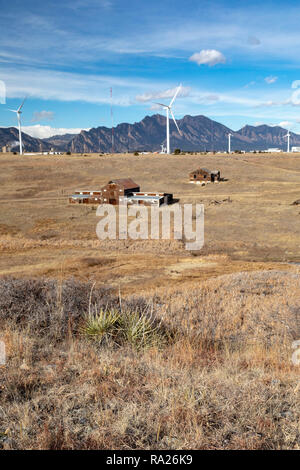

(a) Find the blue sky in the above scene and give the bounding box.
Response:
[1,0,300,137]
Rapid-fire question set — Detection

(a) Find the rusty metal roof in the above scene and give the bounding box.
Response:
[107,178,140,189]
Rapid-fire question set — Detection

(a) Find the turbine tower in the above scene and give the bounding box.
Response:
[110,87,114,153]
[9,97,27,155]
[285,130,291,153]
[228,132,232,153]
[154,84,182,154]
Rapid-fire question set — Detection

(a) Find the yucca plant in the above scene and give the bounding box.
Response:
[80,308,120,344]
[120,310,166,351]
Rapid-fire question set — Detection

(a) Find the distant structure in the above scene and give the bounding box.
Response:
[9,97,27,155]
[266,148,282,153]
[285,130,291,153]
[100,179,140,204]
[228,132,232,153]
[160,144,167,154]
[2,145,11,153]
[189,168,221,184]
[69,178,173,206]
[110,87,114,153]
[291,146,300,152]
[154,84,182,154]
[70,178,139,205]
[41,151,63,155]
[120,191,173,207]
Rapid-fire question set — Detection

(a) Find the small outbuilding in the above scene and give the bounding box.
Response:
[189,168,221,183]
[120,192,173,207]
[69,190,102,204]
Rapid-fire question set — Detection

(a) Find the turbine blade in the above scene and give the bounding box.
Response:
[154,102,167,108]
[171,110,181,135]
[18,96,27,112]
[169,84,182,107]
[8,109,17,113]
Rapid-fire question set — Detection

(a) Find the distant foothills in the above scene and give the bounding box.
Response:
[1,114,299,153]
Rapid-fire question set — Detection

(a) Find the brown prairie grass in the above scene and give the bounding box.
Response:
[0,270,299,450]
[0,152,300,264]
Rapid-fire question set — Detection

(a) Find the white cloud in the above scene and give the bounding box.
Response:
[189,50,226,66]
[267,121,293,128]
[19,125,90,139]
[3,6,300,69]
[291,80,300,89]
[265,76,278,84]
[136,86,190,103]
[287,86,300,106]
[1,66,152,105]
[278,121,293,128]
[32,110,54,122]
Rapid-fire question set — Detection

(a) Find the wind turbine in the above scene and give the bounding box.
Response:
[160,143,166,154]
[9,97,27,155]
[228,132,232,153]
[154,84,182,154]
[285,129,291,153]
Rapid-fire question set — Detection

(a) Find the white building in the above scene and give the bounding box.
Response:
[291,146,300,152]
[266,148,282,153]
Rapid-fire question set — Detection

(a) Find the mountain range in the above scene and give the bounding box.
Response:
[1,114,299,153]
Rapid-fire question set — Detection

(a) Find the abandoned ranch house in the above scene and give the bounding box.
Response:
[189,168,221,183]
[69,178,173,206]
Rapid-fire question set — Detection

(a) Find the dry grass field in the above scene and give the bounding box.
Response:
[0,151,299,449]
[0,151,299,292]
[0,273,299,449]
